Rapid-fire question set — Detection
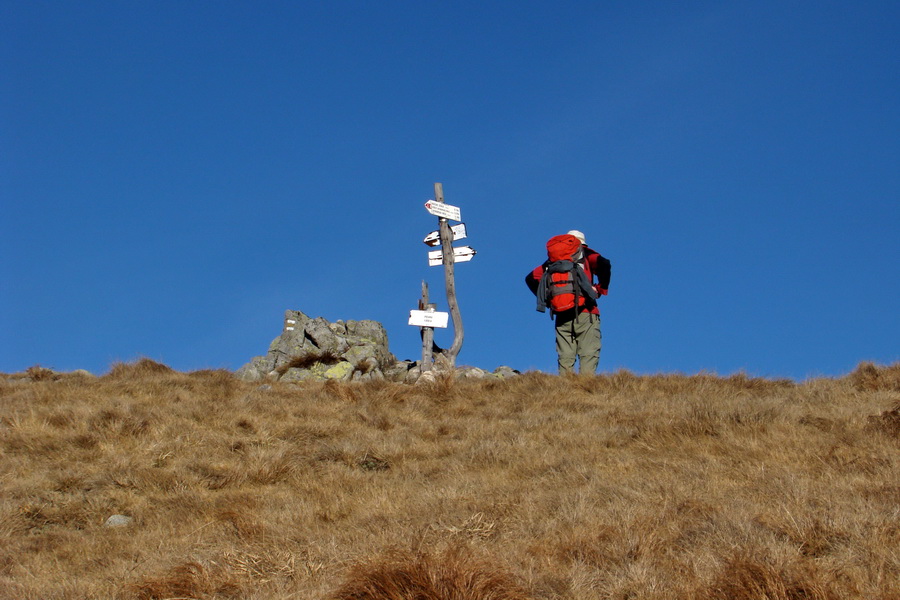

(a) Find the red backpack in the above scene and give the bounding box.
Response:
[536,234,598,314]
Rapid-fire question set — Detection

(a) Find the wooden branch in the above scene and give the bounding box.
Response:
[420,280,433,372]
[434,182,463,367]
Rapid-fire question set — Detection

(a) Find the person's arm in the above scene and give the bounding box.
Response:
[525,265,543,295]
[586,250,611,294]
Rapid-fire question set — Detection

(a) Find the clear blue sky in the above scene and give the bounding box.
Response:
[2,1,898,379]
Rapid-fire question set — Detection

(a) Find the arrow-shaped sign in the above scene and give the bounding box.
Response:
[423,223,467,246]
[428,246,477,266]
[424,200,461,221]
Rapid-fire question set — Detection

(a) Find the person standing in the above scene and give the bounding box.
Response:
[526,230,611,374]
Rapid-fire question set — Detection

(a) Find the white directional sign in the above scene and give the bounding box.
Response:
[428,245,477,266]
[408,310,450,328]
[424,200,461,221]
[423,223,467,246]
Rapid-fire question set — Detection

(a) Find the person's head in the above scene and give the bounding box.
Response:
[567,230,586,245]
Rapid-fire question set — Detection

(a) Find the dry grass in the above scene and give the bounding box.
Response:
[328,545,531,600]
[0,360,897,599]
[275,351,343,375]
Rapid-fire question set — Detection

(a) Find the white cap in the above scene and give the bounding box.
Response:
[567,230,586,244]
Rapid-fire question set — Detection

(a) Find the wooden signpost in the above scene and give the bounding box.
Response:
[411,182,472,371]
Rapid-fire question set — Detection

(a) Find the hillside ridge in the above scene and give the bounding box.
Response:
[1,361,897,599]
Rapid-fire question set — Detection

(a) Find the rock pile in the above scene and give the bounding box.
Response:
[236,310,520,383]
[236,310,400,382]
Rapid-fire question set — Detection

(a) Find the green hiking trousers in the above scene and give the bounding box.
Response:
[555,311,601,375]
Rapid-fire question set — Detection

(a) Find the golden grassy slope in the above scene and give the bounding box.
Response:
[1,360,898,600]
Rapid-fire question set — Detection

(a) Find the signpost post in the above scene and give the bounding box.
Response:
[434,183,464,368]
[411,183,472,372]
[418,282,434,371]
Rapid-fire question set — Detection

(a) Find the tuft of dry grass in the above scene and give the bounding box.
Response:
[867,401,900,440]
[24,365,58,381]
[328,545,531,600]
[848,361,900,392]
[104,357,177,379]
[703,554,838,600]
[0,360,897,599]
[274,350,343,375]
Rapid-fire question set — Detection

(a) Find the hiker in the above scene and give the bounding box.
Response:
[526,230,611,375]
